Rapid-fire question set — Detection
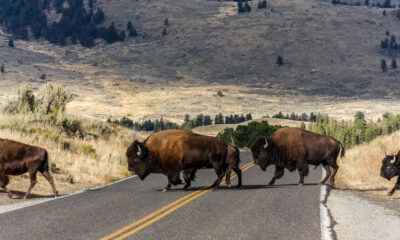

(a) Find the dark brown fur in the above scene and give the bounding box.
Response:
[251,127,344,186]
[0,139,58,198]
[380,151,400,196]
[182,143,242,189]
[126,130,231,191]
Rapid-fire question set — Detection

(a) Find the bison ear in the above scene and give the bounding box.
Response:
[264,138,268,149]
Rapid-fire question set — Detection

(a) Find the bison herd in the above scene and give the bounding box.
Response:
[0,127,400,198]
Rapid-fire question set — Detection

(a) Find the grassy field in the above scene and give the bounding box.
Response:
[335,131,400,199]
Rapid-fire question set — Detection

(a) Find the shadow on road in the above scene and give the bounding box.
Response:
[164,182,320,192]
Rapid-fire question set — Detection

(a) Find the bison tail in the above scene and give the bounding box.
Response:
[339,142,345,158]
[39,150,50,173]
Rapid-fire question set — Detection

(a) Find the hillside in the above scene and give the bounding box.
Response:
[2,0,400,120]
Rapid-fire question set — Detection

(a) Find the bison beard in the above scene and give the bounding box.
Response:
[380,151,400,196]
[126,130,233,192]
[250,127,344,186]
[0,139,58,198]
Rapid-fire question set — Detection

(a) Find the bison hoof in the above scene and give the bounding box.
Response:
[387,192,394,196]
[298,183,303,186]
[226,183,232,189]
[268,182,275,186]
[162,188,170,192]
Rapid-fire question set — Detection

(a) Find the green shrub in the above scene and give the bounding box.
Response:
[81,144,97,156]
[37,83,73,115]
[217,121,281,148]
[60,173,74,184]
[60,140,71,150]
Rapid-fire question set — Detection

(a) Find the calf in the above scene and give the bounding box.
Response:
[380,151,400,196]
[0,139,58,198]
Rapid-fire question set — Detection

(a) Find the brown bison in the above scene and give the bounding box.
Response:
[126,130,235,191]
[0,139,58,198]
[182,143,242,189]
[380,151,400,196]
[250,127,344,186]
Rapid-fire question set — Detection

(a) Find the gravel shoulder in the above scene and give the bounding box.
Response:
[328,189,400,240]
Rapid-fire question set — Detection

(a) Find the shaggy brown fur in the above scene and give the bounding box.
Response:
[251,127,344,186]
[126,130,230,191]
[0,139,58,198]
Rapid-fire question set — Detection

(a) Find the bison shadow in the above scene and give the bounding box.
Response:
[166,183,320,192]
[0,190,60,199]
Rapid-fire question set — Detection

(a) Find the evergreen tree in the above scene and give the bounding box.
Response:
[381,59,388,72]
[246,113,253,121]
[89,0,94,8]
[204,115,212,125]
[381,38,389,49]
[8,38,14,48]
[392,59,397,69]
[164,18,169,26]
[94,8,105,24]
[196,114,204,127]
[383,10,387,16]
[127,21,134,32]
[276,55,284,66]
[120,31,126,41]
[390,35,397,49]
[0,64,4,73]
[184,114,190,122]
[162,28,167,36]
[238,0,245,13]
[365,0,369,5]
[300,122,306,129]
[244,1,251,12]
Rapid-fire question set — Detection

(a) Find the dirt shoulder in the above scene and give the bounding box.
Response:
[0,173,93,208]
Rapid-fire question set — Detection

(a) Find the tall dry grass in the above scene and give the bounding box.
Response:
[0,113,149,186]
[335,132,400,198]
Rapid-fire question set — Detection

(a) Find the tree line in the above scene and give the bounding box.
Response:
[308,111,400,149]
[0,0,136,47]
[269,112,318,122]
[108,113,253,132]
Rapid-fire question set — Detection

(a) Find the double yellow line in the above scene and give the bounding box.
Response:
[100,162,255,240]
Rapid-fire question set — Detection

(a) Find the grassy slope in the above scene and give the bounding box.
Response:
[2,0,400,121]
[336,131,400,199]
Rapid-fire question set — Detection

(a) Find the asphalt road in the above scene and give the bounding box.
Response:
[0,152,322,240]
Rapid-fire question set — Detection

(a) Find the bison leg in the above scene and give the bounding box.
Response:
[211,168,225,190]
[163,171,182,192]
[42,170,58,197]
[225,167,232,188]
[329,164,339,186]
[269,166,284,185]
[320,163,332,185]
[25,172,37,199]
[387,178,400,196]
[232,167,242,188]
[0,175,12,198]
[297,161,309,186]
[183,168,197,190]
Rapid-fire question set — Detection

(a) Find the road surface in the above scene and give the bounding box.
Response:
[0,152,322,240]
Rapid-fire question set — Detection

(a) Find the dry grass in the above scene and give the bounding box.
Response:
[0,113,150,199]
[335,132,400,199]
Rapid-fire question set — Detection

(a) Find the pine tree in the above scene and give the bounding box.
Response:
[0,64,4,74]
[164,18,169,26]
[276,55,283,66]
[127,21,134,32]
[184,114,190,122]
[196,114,204,127]
[162,28,167,36]
[238,0,245,13]
[8,38,14,48]
[246,113,252,121]
[300,122,306,129]
[383,10,387,16]
[120,31,126,41]
[245,1,251,12]
[392,59,397,69]
[381,59,388,72]
[204,115,212,125]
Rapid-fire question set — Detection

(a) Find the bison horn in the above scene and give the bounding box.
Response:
[137,144,142,156]
[264,138,268,149]
[391,155,397,164]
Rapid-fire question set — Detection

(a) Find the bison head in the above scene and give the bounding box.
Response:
[250,137,272,171]
[380,153,400,181]
[126,140,150,180]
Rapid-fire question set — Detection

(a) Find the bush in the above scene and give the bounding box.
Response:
[81,144,97,156]
[217,121,281,148]
[37,83,73,115]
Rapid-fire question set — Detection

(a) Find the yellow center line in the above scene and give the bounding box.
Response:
[100,162,254,240]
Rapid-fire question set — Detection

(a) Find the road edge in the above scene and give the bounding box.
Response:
[0,175,137,215]
[320,168,335,240]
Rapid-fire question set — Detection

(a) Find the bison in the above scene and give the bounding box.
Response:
[250,127,344,186]
[0,139,58,198]
[182,143,242,189]
[380,151,400,196]
[126,130,235,191]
